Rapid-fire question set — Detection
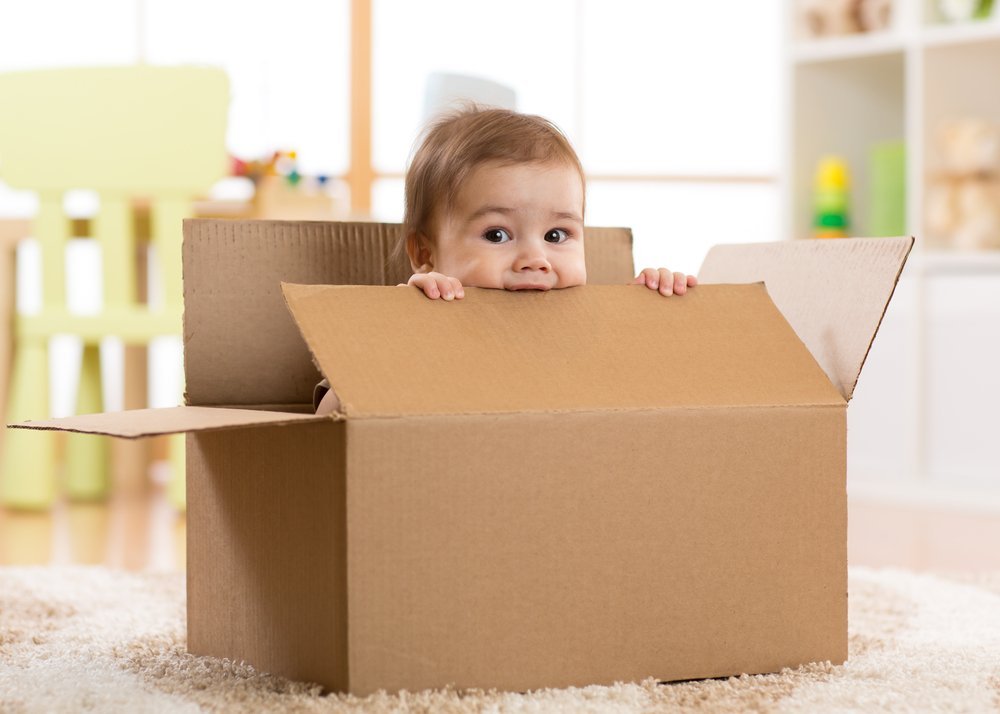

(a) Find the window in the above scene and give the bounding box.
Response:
[371,0,782,272]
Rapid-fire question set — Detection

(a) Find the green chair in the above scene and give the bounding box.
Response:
[0,65,229,510]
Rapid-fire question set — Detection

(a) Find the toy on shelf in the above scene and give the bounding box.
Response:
[813,156,851,239]
[228,150,345,221]
[232,150,311,187]
[935,0,994,22]
[925,118,1000,250]
[797,0,893,39]
[869,140,906,237]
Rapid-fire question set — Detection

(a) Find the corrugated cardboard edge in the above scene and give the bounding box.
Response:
[281,283,844,419]
[699,236,914,401]
[846,237,913,401]
[7,406,335,439]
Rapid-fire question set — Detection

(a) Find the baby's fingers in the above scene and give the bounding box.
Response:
[658,268,675,296]
[408,273,441,299]
[440,276,465,301]
[633,268,660,290]
[672,273,698,295]
[407,273,465,301]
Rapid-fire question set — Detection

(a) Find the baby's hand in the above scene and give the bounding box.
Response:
[404,272,466,301]
[633,267,697,296]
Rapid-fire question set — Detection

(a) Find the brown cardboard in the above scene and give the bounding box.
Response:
[182,220,635,408]
[699,236,914,400]
[340,406,846,693]
[6,220,912,696]
[11,405,328,438]
[187,420,349,690]
[281,282,843,418]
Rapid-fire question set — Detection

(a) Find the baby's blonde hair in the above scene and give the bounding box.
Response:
[401,105,585,255]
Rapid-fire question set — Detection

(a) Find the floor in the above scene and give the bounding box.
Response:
[849,498,1000,573]
[0,468,185,572]
[1,472,999,573]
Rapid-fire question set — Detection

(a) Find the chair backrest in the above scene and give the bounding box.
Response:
[0,65,228,193]
[0,65,229,312]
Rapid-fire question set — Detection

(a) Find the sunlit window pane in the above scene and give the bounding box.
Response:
[145,0,350,175]
[372,178,404,223]
[579,0,781,176]
[372,0,577,173]
[586,182,780,275]
[0,1,137,70]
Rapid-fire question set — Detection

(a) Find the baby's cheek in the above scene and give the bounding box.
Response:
[558,256,588,288]
[455,255,506,289]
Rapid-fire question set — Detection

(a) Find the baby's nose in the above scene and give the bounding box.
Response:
[515,247,551,272]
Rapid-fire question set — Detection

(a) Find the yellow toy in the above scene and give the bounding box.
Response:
[813,156,851,239]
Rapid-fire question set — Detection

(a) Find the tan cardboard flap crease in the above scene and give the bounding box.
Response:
[6,220,913,695]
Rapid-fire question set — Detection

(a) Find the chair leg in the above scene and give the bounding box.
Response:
[1,338,57,509]
[65,342,109,501]
[112,343,151,495]
[167,433,185,511]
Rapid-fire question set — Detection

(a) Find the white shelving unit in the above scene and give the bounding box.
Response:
[785,1,1000,509]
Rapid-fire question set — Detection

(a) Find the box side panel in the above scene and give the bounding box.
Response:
[345,407,847,694]
[186,421,348,690]
[583,226,634,285]
[183,219,407,408]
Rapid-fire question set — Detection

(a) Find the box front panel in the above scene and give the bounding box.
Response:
[345,407,846,694]
[186,421,349,691]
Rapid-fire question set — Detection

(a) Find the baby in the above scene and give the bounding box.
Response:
[315,107,695,414]
[401,106,697,300]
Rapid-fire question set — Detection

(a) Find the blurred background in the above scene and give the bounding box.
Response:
[0,0,997,573]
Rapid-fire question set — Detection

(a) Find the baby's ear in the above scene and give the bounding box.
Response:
[405,232,434,272]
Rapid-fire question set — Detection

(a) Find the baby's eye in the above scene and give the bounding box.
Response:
[545,228,569,244]
[483,228,512,243]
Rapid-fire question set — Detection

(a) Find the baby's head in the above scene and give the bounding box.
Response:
[402,107,587,291]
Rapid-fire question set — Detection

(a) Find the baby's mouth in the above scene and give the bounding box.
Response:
[506,282,552,291]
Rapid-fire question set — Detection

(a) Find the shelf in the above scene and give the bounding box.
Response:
[922,19,1000,48]
[788,2,1000,500]
[792,32,907,64]
[912,249,1000,274]
[791,19,1000,63]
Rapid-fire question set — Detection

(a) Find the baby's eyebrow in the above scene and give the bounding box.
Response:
[465,206,583,223]
[467,205,515,221]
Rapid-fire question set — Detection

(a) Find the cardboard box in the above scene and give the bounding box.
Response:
[10,220,912,695]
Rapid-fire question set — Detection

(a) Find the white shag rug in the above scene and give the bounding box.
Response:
[1,567,999,713]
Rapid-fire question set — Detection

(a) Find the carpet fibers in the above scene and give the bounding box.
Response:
[1,566,999,712]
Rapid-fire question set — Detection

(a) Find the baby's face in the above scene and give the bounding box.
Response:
[421,160,586,290]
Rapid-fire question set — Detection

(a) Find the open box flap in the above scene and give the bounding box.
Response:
[281,282,844,419]
[7,406,330,439]
[698,236,913,402]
